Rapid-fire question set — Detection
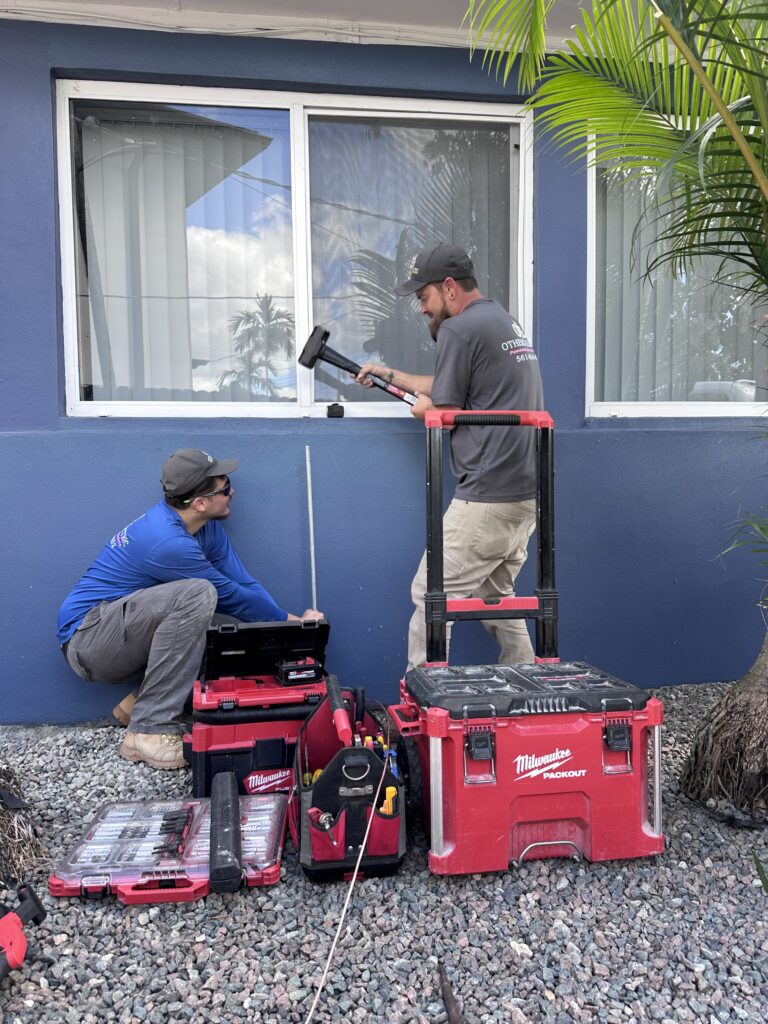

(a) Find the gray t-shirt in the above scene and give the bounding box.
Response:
[430,298,544,502]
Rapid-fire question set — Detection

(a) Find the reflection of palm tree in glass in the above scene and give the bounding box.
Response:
[350,127,511,371]
[218,295,294,399]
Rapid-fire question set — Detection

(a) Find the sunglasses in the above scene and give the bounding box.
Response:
[183,478,232,504]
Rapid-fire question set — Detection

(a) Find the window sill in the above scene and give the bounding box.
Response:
[586,401,768,419]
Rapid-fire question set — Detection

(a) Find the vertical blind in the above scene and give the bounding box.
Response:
[308,117,518,402]
[595,170,767,403]
[76,105,291,402]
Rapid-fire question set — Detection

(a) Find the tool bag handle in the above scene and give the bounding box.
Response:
[324,674,354,747]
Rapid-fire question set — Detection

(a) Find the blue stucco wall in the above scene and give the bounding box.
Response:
[1,18,765,724]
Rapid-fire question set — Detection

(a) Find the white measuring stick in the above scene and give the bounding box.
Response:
[305,445,318,611]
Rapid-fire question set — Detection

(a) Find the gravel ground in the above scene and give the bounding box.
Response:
[0,682,766,1024]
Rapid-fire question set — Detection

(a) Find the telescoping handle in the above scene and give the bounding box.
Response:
[424,409,554,429]
[423,409,558,665]
[324,674,354,747]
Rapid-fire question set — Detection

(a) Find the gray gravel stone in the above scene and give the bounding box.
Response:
[0,683,766,1022]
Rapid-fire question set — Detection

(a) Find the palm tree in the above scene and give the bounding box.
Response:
[467,0,768,816]
[218,295,295,399]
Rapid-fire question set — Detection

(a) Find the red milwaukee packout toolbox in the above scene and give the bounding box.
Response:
[49,785,287,904]
[388,409,664,875]
[390,663,663,875]
[185,620,332,797]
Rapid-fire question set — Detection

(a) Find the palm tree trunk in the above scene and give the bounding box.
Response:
[679,629,768,814]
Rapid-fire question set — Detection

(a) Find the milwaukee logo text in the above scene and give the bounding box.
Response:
[244,768,293,793]
[514,748,587,780]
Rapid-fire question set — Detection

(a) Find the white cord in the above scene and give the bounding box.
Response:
[305,446,318,611]
[302,752,390,1024]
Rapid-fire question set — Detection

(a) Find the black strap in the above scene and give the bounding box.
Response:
[0,787,28,811]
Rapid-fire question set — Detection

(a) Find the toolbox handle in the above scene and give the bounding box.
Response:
[517,839,583,867]
[209,771,244,894]
[325,675,354,747]
[425,409,554,429]
[116,878,210,905]
[387,703,421,736]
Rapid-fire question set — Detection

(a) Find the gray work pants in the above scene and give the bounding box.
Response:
[408,497,537,669]
[65,579,217,734]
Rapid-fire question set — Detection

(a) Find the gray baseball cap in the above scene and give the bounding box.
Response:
[395,243,474,295]
[162,449,239,497]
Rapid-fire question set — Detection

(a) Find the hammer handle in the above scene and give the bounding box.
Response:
[364,374,418,406]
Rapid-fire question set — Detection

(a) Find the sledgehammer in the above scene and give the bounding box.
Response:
[300,326,417,406]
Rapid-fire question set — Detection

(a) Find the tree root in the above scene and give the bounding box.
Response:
[679,630,768,818]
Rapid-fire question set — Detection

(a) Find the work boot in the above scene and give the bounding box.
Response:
[112,691,137,727]
[119,731,186,770]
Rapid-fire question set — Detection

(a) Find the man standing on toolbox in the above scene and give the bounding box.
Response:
[356,242,544,669]
[57,449,323,770]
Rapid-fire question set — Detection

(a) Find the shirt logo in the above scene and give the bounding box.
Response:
[501,337,538,363]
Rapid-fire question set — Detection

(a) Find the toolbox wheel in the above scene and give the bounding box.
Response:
[398,736,428,844]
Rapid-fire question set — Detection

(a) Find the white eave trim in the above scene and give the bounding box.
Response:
[0,2,573,49]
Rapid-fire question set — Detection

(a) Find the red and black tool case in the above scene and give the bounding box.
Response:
[289,679,406,882]
[49,776,287,904]
[389,409,664,875]
[390,662,663,875]
[186,620,331,797]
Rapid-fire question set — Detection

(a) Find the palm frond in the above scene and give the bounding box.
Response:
[467,0,557,91]
[469,0,768,295]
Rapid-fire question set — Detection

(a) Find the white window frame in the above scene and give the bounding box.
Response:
[586,160,768,418]
[57,79,533,419]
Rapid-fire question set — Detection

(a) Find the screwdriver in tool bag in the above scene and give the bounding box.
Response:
[307,807,337,846]
[380,786,398,815]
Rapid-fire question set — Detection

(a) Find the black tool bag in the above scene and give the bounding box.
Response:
[289,686,406,882]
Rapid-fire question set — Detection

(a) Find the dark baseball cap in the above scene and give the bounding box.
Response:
[162,449,239,497]
[395,243,474,295]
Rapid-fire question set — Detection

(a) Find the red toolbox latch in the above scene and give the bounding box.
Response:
[463,707,497,785]
[602,713,633,774]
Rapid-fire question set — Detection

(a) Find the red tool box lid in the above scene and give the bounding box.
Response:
[202,619,330,682]
[405,661,651,719]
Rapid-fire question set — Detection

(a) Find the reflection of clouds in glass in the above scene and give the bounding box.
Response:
[187,225,293,299]
[186,224,294,392]
[249,199,291,237]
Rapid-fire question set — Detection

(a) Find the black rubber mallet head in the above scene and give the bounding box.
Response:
[299,326,417,406]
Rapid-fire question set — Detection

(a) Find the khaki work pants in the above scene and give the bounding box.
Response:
[407,497,537,669]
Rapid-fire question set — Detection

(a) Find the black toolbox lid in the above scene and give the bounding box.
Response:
[202,620,330,681]
[404,662,650,718]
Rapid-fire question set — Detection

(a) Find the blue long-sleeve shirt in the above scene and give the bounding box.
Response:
[57,500,286,643]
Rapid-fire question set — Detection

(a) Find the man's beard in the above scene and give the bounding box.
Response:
[427,307,450,342]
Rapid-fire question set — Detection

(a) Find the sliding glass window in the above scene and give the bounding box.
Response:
[59,83,530,417]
